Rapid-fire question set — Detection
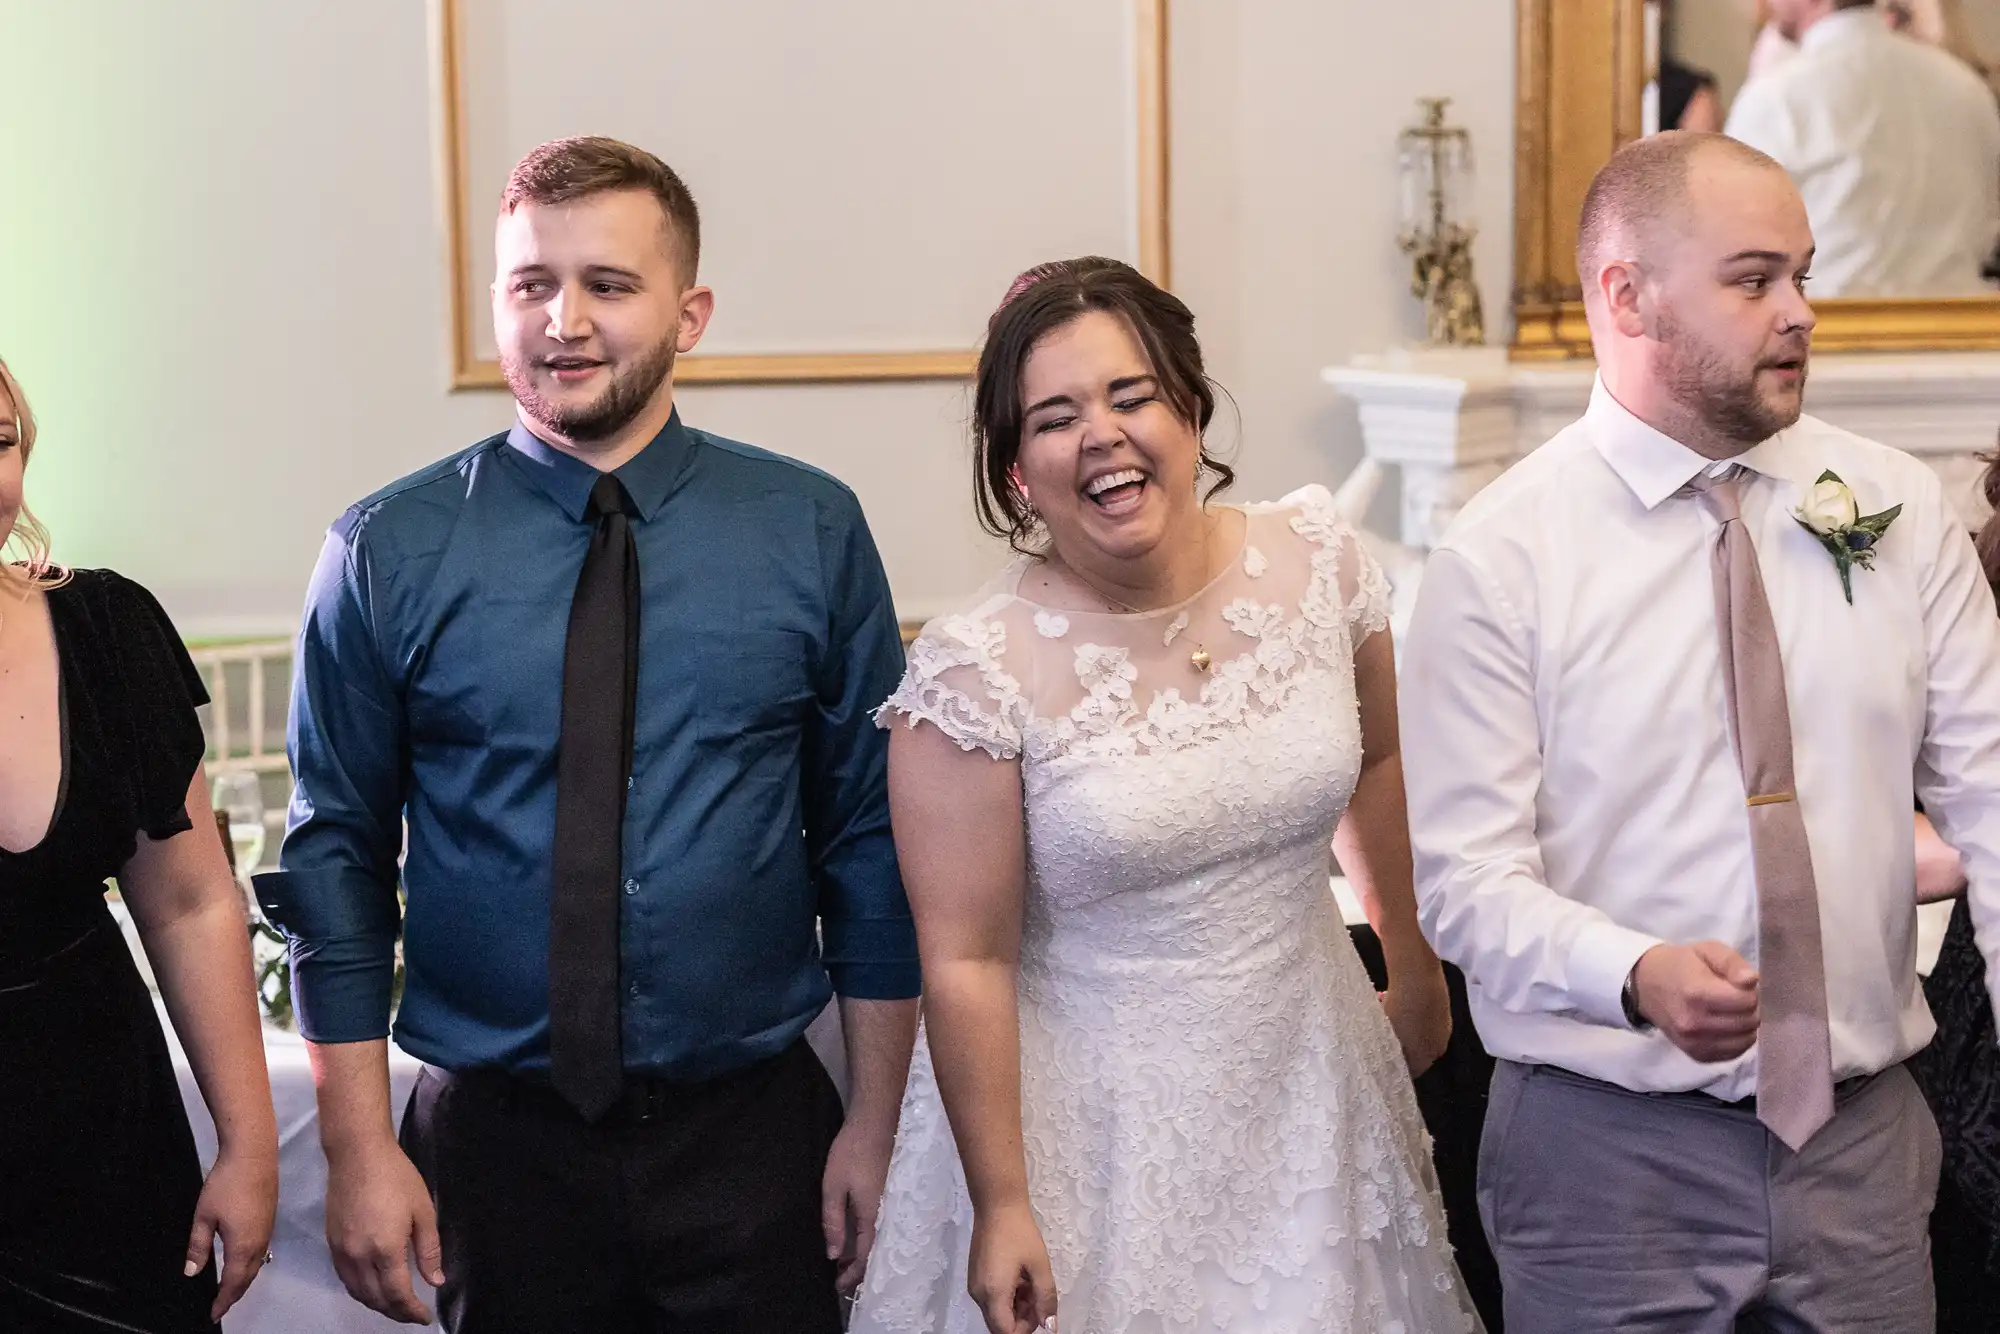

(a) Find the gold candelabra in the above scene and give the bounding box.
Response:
[1396,97,1485,347]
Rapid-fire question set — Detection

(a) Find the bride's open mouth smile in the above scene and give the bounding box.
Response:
[1082,467,1151,517]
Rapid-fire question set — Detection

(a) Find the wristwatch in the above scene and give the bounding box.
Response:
[1621,968,1653,1031]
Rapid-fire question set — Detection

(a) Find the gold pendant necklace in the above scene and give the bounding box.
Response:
[1070,526,1215,674]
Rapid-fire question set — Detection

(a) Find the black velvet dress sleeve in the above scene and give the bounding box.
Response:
[89,571,212,840]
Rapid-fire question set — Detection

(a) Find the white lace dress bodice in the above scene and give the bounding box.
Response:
[851,486,1481,1333]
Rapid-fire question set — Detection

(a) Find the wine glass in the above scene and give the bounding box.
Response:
[212,771,266,880]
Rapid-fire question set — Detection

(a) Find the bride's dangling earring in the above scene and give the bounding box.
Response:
[1011,465,1039,527]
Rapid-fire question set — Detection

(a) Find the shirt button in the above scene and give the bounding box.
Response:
[626,776,634,790]
[628,983,640,997]
[623,878,637,895]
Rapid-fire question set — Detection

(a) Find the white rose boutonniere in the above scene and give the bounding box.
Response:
[1792,469,1900,604]
[1796,478,1858,534]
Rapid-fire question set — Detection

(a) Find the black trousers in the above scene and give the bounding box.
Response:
[401,1038,845,1334]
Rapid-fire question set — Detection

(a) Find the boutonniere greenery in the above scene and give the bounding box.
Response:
[1793,470,1900,605]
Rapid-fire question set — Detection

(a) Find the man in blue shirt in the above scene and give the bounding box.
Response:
[258,137,920,1333]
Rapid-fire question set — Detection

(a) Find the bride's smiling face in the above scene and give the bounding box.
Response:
[1014,310,1205,567]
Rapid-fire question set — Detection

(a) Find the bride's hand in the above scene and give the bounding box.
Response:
[1380,957,1453,1077]
[968,1200,1058,1334]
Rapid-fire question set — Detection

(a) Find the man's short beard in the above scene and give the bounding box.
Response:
[503,331,679,443]
[1656,305,1803,447]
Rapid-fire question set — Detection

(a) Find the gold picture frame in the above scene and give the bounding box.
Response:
[1510,0,2000,360]
[436,0,1171,389]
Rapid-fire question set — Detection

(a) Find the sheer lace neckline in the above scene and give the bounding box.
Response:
[1000,507,1252,620]
[877,486,1393,765]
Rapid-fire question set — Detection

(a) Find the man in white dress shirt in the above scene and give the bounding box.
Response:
[1725,0,2000,298]
[1401,130,2000,1331]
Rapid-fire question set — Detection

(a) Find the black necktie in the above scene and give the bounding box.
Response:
[548,472,638,1121]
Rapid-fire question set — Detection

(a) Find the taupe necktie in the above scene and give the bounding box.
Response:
[1685,465,1835,1151]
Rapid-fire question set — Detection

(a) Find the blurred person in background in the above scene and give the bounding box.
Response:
[1728,0,2000,297]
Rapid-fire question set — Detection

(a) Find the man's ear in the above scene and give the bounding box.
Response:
[676,286,716,354]
[1597,259,1652,340]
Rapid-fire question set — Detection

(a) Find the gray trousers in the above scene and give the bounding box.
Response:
[1478,1059,1941,1333]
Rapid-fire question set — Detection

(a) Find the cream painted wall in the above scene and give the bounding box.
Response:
[0,1,1513,637]
[1957,0,2000,59]
[1166,0,1514,525]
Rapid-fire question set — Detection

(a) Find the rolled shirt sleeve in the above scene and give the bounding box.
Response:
[254,510,407,1043]
[803,498,921,1000]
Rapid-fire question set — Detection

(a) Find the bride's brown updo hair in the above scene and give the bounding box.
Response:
[972,257,1234,554]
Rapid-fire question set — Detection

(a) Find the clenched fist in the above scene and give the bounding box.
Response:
[1630,941,1760,1063]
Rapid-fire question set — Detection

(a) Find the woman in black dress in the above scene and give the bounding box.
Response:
[0,357,278,1330]
[1911,449,2000,1334]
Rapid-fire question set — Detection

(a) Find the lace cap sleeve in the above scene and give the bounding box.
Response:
[874,608,1027,761]
[1282,483,1392,645]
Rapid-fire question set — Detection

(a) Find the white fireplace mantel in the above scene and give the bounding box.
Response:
[1324,347,2000,552]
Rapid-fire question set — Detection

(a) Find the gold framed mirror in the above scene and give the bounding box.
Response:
[1512,0,2000,360]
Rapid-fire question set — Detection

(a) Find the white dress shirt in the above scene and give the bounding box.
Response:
[1724,9,2000,299]
[1400,379,2000,1098]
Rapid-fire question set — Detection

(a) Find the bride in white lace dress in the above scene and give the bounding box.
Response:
[851,259,1481,1334]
